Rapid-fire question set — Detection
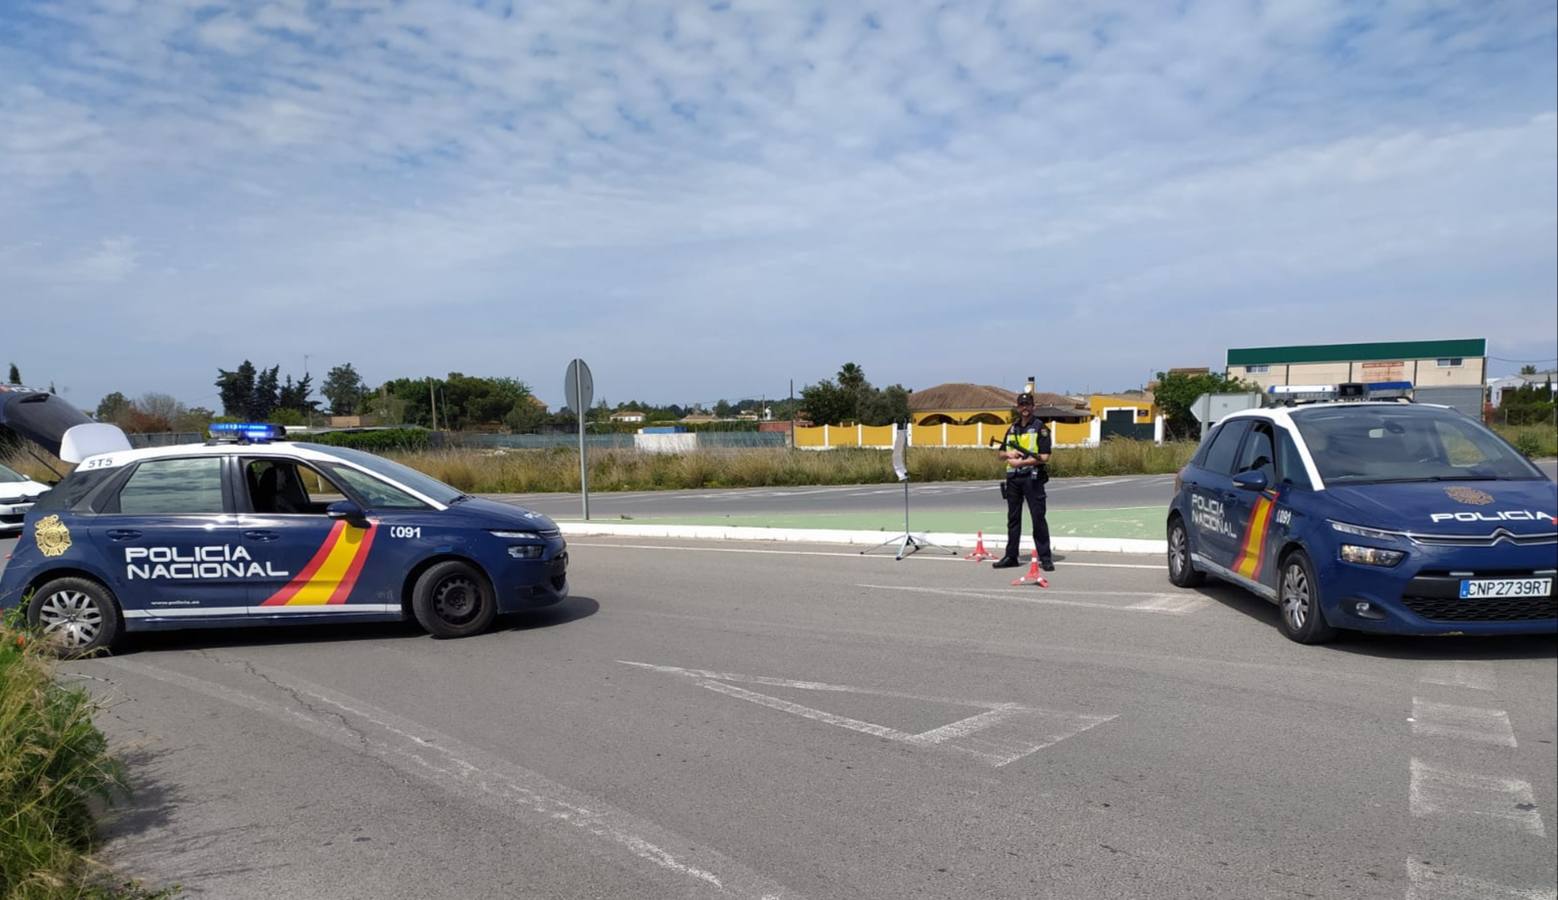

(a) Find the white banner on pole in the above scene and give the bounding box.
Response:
[891,424,908,481]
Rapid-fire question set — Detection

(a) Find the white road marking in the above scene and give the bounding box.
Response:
[623,661,1116,768]
[1409,759,1546,836]
[1411,699,1518,747]
[1417,662,1498,692]
[856,583,1209,615]
[103,658,802,899]
[567,541,1163,569]
[1406,857,1558,900]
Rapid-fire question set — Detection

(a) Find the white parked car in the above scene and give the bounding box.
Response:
[0,461,51,535]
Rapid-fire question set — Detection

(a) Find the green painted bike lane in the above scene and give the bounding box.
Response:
[557,506,1167,540]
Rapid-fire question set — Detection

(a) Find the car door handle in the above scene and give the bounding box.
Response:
[244,530,280,542]
[106,529,142,541]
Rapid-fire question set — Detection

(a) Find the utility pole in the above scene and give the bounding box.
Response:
[429,379,438,431]
[789,378,795,449]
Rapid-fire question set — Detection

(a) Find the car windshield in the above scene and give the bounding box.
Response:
[0,462,29,483]
[1292,405,1543,484]
[299,443,465,505]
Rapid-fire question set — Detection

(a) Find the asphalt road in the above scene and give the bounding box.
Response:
[498,461,1555,524]
[40,540,1558,899]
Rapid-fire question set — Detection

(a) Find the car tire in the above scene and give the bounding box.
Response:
[1276,550,1337,644]
[1166,517,1205,588]
[27,576,122,657]
[411,561,496,639]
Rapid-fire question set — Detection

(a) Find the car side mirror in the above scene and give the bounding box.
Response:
[327,500,368,525]
[1232,470,1269,492]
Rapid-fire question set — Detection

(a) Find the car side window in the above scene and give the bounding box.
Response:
[322,464,431,510]
[112,458,225,515]
[1234,424,1276,483]
[1275,429,1313,490]
[1201,420,1251,476]
[244,459,347,515]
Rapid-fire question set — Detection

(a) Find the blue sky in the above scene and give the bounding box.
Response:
[3,0,1555,412]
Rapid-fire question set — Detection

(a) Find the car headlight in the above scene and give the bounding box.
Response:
[1328,519,1405,541]
[1339,544,1405,567]
[490,530,541,540]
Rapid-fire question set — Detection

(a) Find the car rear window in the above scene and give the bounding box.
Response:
[1201,420,1251,476]
[29,468,117,512]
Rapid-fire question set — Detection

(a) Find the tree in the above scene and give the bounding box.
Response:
[800,379,856,425]
[714,399,733,418]
[136,392,186,425]
[322,363,367,415]
[216,361,258,417]
[252,366,280,420]
[96,392,131,423]
[6,363,18,384]
[1154,370,1259,439]
[276,373,315,416]
[1520,364,1538,376]
[837,363,866,394]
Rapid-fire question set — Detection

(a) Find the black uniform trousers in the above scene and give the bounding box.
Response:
[1004,474,1052,564]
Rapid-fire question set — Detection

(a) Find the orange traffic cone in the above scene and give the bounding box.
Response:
[965,530,995,561]
[1011,552,1049,588]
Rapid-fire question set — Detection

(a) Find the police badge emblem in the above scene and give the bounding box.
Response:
[1444,487,1494,506]
[34,514,73,558]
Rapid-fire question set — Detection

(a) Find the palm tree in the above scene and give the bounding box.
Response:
[837,362,866,393]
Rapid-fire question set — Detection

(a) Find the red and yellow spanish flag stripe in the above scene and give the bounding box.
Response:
[260,521,378,607]
[1231,495,1276,581]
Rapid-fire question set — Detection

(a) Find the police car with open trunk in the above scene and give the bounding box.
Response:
[1165,383,1557,643]
[0,391,568,654]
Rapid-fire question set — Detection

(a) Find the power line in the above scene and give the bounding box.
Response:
[1489,356,1558,363]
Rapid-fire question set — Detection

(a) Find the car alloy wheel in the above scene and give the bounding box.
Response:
[37,587,105,650]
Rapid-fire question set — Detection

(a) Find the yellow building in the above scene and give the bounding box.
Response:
[907,383,1088,426]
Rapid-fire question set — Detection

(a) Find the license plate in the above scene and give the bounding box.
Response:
[1459,578,1552,599]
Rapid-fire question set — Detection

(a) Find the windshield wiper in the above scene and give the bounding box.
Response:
[448,493,474,504]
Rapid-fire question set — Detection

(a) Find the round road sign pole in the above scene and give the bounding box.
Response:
[575,363,589,521]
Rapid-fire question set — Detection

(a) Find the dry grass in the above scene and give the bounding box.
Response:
[5,439,1200,496]
[384,440,1200,493]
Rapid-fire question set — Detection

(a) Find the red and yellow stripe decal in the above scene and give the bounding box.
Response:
[1231,494,1277,581]
[259,521,378,607]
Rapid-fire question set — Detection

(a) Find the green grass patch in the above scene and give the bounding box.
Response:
[1,612,174,899]
[1493,423,1558,459]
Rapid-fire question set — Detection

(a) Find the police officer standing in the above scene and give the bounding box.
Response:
[992,392,1055,571]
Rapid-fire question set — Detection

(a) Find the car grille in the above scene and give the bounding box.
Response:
[537,527,561,538]
[1400,595,1558,622]
[549,552,568,591]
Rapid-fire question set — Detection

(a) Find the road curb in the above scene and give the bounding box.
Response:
[558,522,1168,555]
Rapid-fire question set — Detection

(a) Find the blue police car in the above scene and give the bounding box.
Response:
[1166,387,1556,643]
[0,407,569,654]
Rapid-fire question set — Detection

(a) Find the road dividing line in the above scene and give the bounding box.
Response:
[1410,699,1518,747]
[103,658,803,900]
[1417,662,1498,692]
[1406,857,1558,900]
[857,582,1207,615]
[567,541,1164,569]
[1408,758,1546,836]
[624,661,1116,768]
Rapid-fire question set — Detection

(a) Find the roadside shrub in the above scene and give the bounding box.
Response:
[0,611,171,899]
[307,428,431,453]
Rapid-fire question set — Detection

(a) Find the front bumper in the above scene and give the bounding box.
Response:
[494,547,569,614]
[1318,539,1557,636]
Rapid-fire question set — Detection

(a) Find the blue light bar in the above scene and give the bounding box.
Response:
[1366,381,1413,391]
[209,422,284,442]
